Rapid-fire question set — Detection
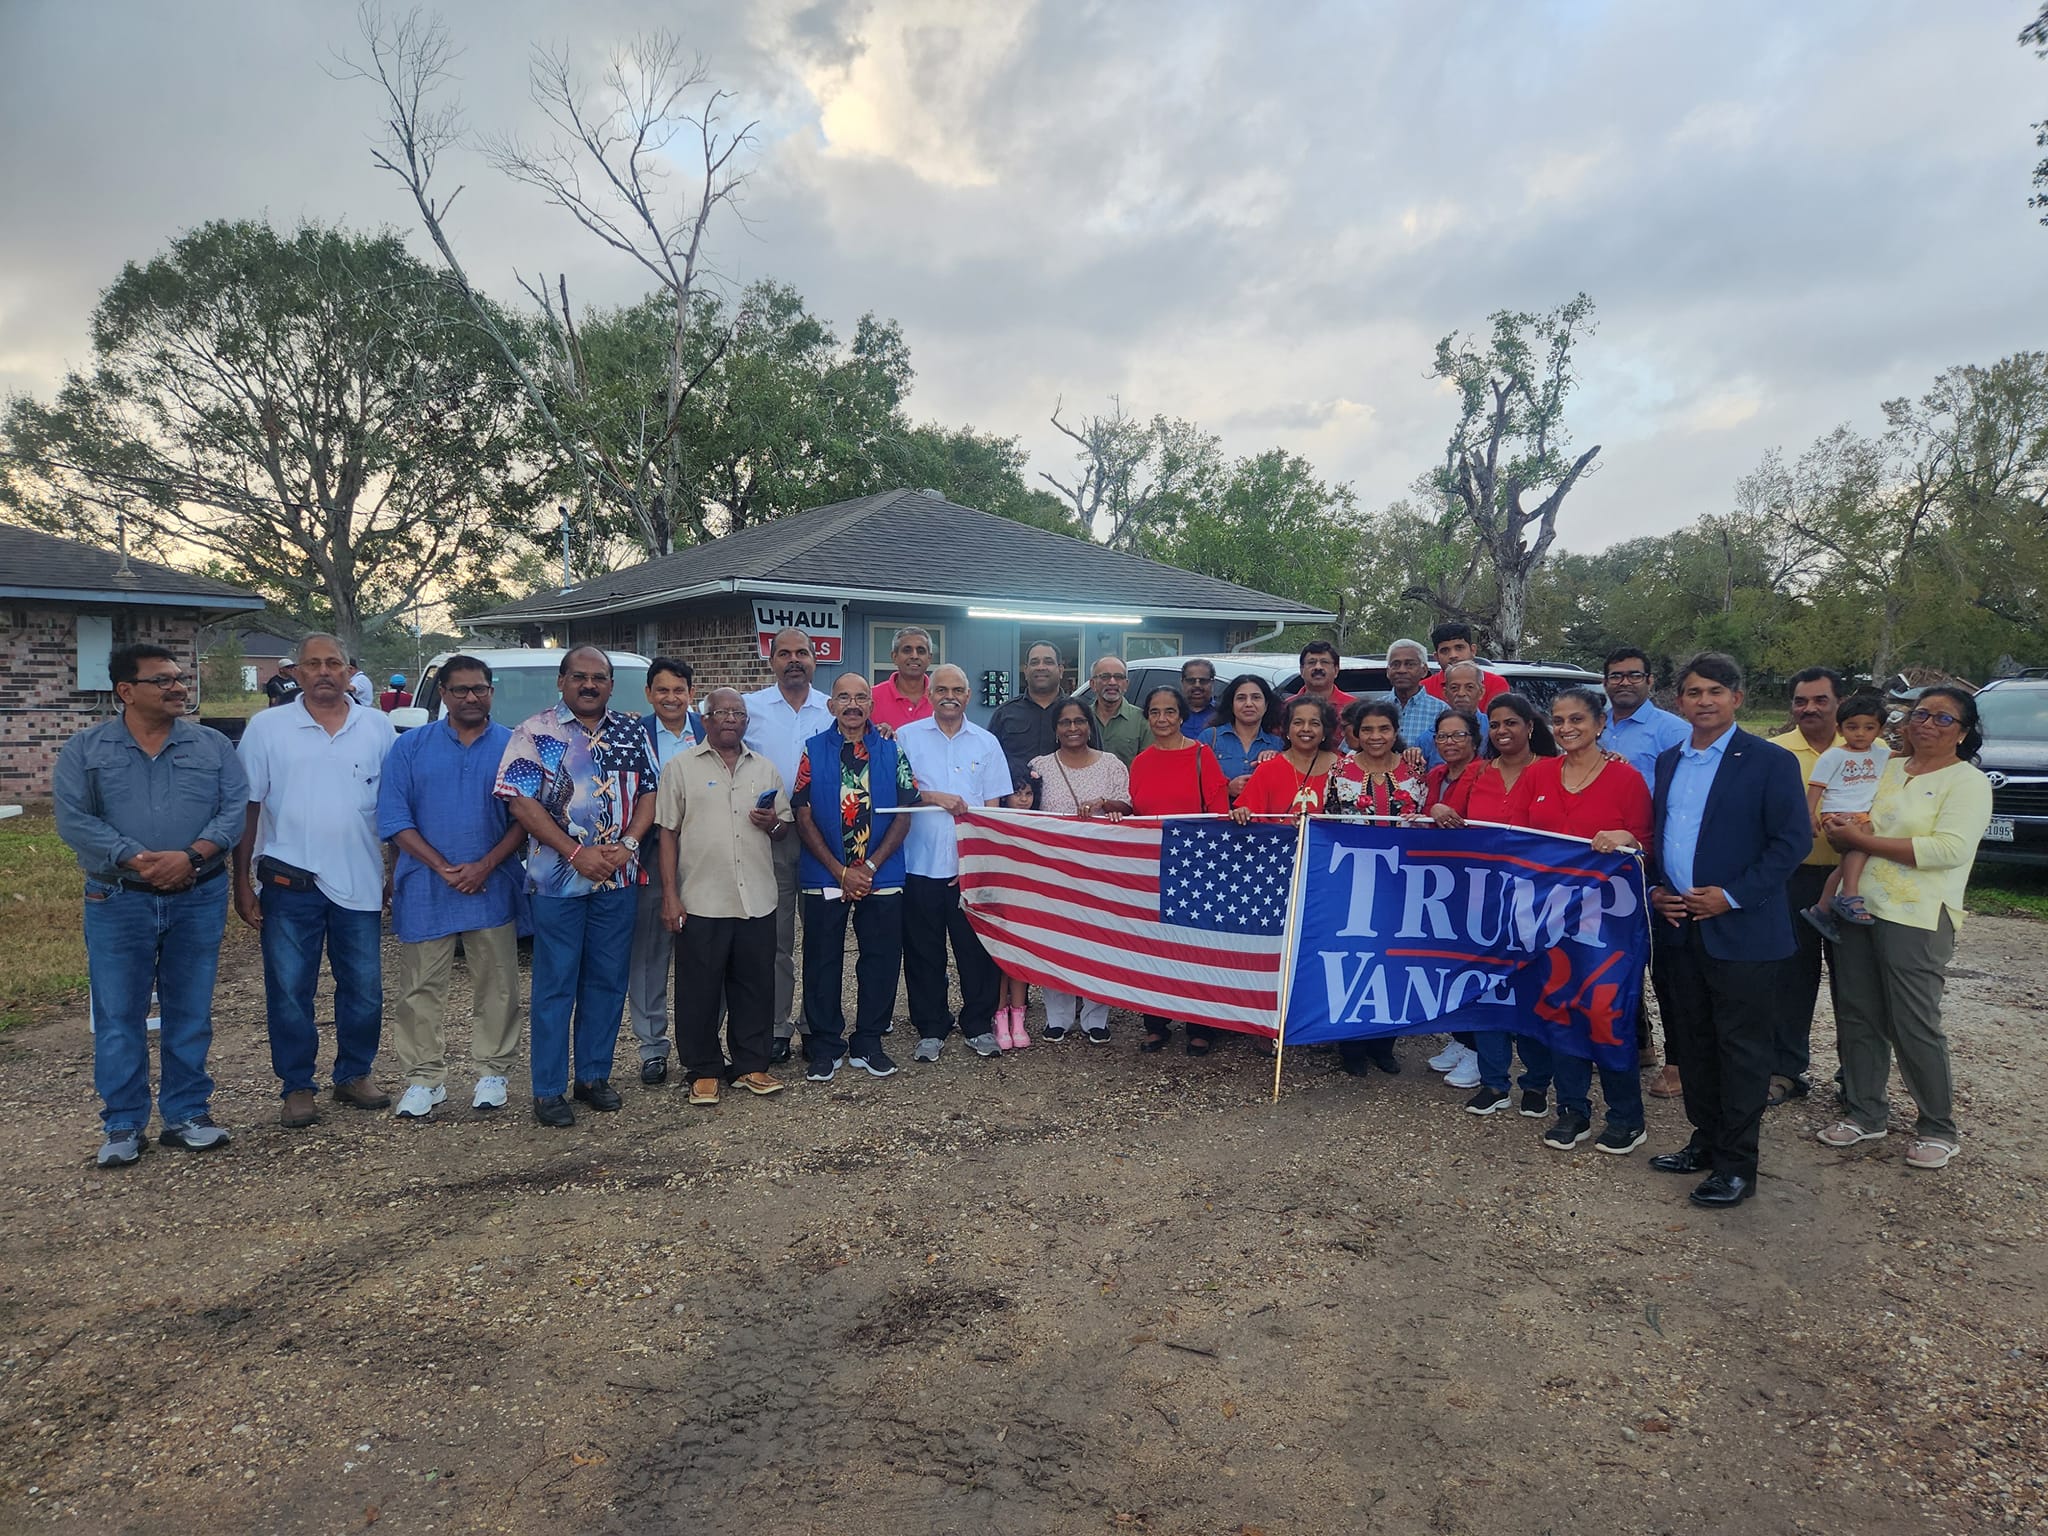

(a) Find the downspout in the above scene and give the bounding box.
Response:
[1231,618,1286,653]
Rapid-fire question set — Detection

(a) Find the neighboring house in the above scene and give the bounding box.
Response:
[0,523,262,797]
[237,629,296,690]
[461,488,1333,719]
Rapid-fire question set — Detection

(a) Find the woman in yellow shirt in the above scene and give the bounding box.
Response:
[1815,686,1992,1170]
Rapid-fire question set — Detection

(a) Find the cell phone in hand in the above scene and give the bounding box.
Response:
[755,789,778,809]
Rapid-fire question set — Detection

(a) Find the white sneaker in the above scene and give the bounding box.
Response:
[471,1076,509,1111]
[1426,1039,1464,1072]
[394,1084,446,1120]
[912,1038,943,1063]
[1445,1053,1483,1089]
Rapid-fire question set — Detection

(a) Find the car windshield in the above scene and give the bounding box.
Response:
[1977,687,2048,744]
[477,664,649,728]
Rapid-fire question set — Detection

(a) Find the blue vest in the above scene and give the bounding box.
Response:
[796,724,913,889]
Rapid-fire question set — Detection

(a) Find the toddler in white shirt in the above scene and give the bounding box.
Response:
[1800,693,1891,941]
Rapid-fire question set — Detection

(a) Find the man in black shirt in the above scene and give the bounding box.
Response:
[987,640,1067,792]
[263,659,300,707]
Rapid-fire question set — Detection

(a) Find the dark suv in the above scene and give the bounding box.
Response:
[1974,676,2048,867]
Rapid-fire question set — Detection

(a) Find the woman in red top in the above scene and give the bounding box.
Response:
[1231,697,1342,819]
[1129,685,1233,1057]
[1503,684,1654,1155]
[1448,693,1557,828]
[1422,708,1485,822]
[1128,686,1231,819]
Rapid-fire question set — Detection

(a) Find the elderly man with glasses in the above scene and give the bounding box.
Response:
[1086,656,1147,766]
[54,643,248,1167]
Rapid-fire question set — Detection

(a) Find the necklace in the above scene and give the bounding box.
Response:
[1560,753,1605,793]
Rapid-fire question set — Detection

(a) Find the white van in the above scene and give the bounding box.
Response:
[387,649,653,733]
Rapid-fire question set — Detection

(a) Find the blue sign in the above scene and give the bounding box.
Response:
[1283,821,1648,1071]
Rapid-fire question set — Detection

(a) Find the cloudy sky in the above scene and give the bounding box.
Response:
[3,0,2045,552]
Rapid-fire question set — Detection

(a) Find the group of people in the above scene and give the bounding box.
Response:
[52,620,1995,1213]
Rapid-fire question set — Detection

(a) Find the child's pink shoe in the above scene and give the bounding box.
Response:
[1007,1006,1031,1049]
[992,1008,1016,1050]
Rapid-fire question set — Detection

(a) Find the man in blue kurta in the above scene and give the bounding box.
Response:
[377,654,527,1120]
[792,673,919,1082]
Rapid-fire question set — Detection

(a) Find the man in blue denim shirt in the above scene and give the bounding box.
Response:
[53,642,247,1168]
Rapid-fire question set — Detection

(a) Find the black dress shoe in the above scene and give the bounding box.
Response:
[533,1095,576,1128]
[1649,1145,1710,1174]
[573,1079,623,1112]
[1688,1171,1755,1208]
[640,1059,668,1086]
[1366,1045,1401,1074]
[768,1038,794,1065]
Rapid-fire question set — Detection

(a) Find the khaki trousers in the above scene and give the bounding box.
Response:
[391,922,521,1087]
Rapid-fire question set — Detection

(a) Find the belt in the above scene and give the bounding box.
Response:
[115,860,228,894]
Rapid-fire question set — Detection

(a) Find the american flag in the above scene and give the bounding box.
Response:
[957,810,1298,1036]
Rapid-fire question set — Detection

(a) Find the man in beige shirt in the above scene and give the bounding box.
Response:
[656,688,793,1105]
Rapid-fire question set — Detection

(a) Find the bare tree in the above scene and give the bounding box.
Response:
[1039,397,1222,549]
[339,6,755,559]
[1427,294,1601,657]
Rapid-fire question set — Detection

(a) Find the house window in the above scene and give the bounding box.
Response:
[1019,629,1081,695]
[869,622,945,684]
[1123,632,1182,662]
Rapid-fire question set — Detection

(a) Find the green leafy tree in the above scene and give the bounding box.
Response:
[0,219,541,655]
[1427,293,1601,657]
[884,423,1084,534]
[1040,398,1225,549]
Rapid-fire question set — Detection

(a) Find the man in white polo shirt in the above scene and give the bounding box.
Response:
[234,632,397,1130]
[742,627,832,1060]
[896,665,1014,1062]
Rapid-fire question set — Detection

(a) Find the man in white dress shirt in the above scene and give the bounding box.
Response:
[895,665,1014,1062]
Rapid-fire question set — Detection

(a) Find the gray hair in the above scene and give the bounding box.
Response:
[1442,659,1484,682]
[296,631,344,661]
[930,662,969,688]
[891,625,933,650]
[1386,638,1428,663]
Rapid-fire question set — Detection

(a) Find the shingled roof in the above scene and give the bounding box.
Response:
[464,489,1334,626]
[0,522,261,610]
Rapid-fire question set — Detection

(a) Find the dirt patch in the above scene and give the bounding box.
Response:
[0,916,2042,1534]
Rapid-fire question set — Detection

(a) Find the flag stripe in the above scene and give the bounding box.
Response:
[958,808,1288,1035]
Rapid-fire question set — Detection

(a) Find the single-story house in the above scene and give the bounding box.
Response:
[236,629,297,691]
[461,488,1335,721]
[0,523,262,797]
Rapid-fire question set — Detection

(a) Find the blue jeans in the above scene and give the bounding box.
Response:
[1475,1030,1554,1095]
[85,876,229,1133]
[259,884,383,1096]
[1553,1052,1645,1130]
[529,887,635,1099]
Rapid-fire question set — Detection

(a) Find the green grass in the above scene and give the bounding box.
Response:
[1968,863,2048,921]
[0,809,88,1029]
[196,692,268,719]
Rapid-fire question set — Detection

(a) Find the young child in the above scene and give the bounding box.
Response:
[996,771,1038,1045]
[1800,692,1892,941]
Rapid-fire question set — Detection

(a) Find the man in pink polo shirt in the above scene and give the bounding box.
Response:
[870,625,937,730]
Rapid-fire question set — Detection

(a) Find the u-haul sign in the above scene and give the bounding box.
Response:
[753,597,845,663]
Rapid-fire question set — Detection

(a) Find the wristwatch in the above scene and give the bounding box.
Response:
[619,835,641,854]
[184,847,204,871]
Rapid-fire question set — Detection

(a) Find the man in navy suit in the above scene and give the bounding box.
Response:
[628,658,704,1084]
[1645,652,1812,1208]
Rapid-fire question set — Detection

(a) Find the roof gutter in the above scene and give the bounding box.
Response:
[464,575,1332,628]
[0,586,262,611]
[1231,618,1288,652]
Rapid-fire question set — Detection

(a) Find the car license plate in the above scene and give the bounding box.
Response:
[1985,816,2014,843]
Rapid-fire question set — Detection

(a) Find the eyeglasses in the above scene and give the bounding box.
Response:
[1435,727,1472,741]
[444,684,494,699]
[132,674,188,689]
[1605,670,1650,683]
[706,707,747,720]
[1907,708,1961,728]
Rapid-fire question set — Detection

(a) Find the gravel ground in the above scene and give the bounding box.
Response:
[0,915,2042,1535]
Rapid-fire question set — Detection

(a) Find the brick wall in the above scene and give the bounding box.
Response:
[0,605,205,799]
[569,603,773,694]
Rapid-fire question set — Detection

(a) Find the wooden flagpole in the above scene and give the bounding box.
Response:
[1269,812,1315,1105]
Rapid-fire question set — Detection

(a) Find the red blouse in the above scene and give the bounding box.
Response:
[1128,742,1231,815]
[1504,755,1654,848]
[1462,759,1535,826]
[1237,754,1335,815]
[1424,760,1483,817]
